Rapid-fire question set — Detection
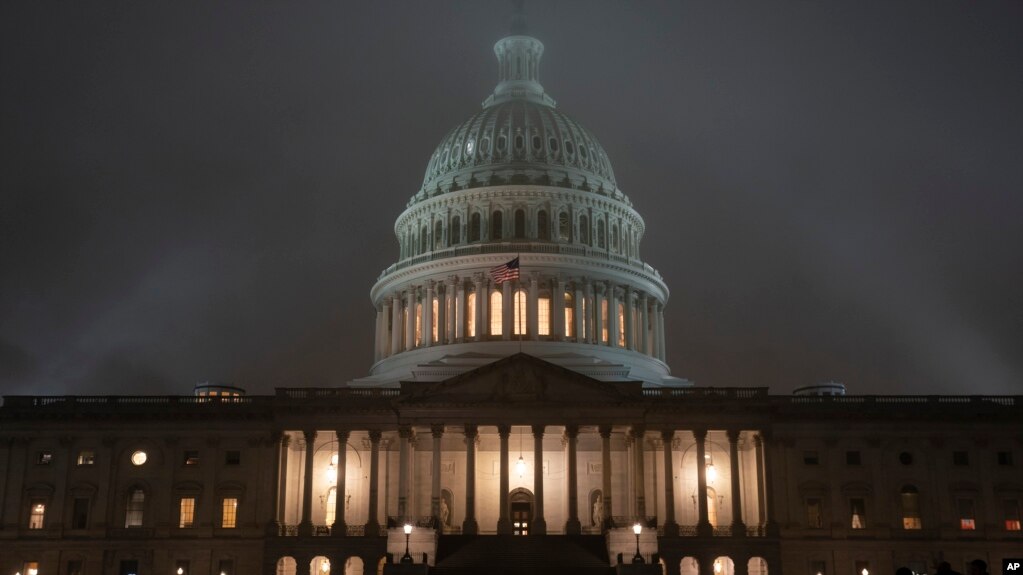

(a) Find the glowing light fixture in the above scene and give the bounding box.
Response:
[862,569,869,575]
[632,523,644,564]
[178,569,184,575]
[516,455,526,478]
[714,560,722,574]
[326,452,338,484]
[402,523,414,563]
[320,559,330,574]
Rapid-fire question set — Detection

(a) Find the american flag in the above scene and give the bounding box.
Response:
[489,257,520,284]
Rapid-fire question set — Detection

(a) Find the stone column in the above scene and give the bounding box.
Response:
[497,425,512,534]
[332,430,349,537]
[472,272,484,339]
[584,281,595,343]
[528,272,539,340]
[661,429,678,536]
[553,276,565,339]
[455,278,466,342]
[574,282,585,342]
[631,427,646,520]
[532,425,547,534]
[276,434,290,528]
[565,425,581,534]
[447,276,458,343]
[503,280,515,337]
[365,430,382,536]
[608,285,620,348]
[655,303,665,360]
[391,293,402,355]
[595,283,606,345]
[398,426,411,520]
[599,425,613,531]
[299,430,316,536]
[431,425,444,526]
[436,282,446,346]
[726,429,746,537]
[640,294,650,355]
[463,425,479,535]
[694,429,712,536]
[623,287,634,350]
[405,288,416,350]
[374,306,384,361]
[756,432,780,535]
[423,281,435,347]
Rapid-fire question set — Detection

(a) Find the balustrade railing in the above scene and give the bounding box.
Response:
[745,525,766,537]
[279,524,298,537]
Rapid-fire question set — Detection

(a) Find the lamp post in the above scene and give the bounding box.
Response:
[402,523,414,563]
[632,522,644,564]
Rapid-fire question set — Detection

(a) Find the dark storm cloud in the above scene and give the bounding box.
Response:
[1,1,1021,396]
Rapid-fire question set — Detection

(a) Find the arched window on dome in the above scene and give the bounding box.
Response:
[513,290,527,335]
[579,215,590,246]
[466,292,476,338]
[597,219,606,249]
[611,223,619,253]
[617,302,625,347]
[514,209,526,239]
[558,211,570,242]
[538,294,551,336]
[564,292,574,338]
[537,210,549,241]
[489,291,503,336]
[420,225,429,254]
[125,488,145,528]
[450,216,461,245]
[469,213,481,242]
[434,221,443,250]
[492,211,503,241]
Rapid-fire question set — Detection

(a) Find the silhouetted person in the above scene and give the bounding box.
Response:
[896,568,913,575]
[937,561,963,575]
[968,560,988,575]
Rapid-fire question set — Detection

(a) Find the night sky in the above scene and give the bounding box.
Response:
[2,1,1022,397]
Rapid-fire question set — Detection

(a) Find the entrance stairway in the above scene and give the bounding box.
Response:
[431,535,613,575]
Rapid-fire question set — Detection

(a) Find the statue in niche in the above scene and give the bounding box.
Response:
[440,498,450,526]
[591,491,604,527]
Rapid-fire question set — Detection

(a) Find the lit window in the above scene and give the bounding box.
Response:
[564,292,574,338]
[28,500,45,529]
[432,297,440,342]
[490,291,503,335]
[601,299,609,343]
[538,297,551,336]
[125,489,145,527]
[958,498,975,530]
[513,290,526,335]
[221,498,238,528]
[36,451,53,465]
[806,498,822,528]
[467,293,477,337]
[415,303,422,346]
[22,562,39,575]
[1005,499,1021,531]
[850,498,866,529]
[179,497,196,528]
[77,450,96,466]
[131,450,147,466]
[558,211,570,241]
[184,450,200,466]
[900,485,921,529]
[617,303,625,347]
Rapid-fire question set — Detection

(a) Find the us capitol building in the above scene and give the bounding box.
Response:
[1,17,1020,575]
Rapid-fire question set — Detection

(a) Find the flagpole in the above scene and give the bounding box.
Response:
[517,252,523,354]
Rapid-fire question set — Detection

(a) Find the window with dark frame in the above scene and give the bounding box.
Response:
[997,451,1013,466]
[72,497,89,529]
[225,450,241,465]
[846,451,861,466]
[803,451,819,465]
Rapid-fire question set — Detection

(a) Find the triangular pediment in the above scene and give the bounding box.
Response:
[398,353,643,406]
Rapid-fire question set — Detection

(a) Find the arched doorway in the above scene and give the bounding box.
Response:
[509,488,534,535]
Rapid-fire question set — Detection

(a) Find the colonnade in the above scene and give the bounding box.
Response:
[373,275,667,363]
[276,426,776,538]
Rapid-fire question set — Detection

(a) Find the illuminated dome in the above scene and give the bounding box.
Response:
[355,20,686,389]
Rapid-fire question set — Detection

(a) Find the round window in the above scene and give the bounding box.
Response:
[131,450,148,466]
[898,452,913,465]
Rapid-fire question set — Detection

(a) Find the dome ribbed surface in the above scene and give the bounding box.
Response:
[413,100,620,205]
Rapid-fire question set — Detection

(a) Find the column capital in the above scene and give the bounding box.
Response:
[335,429,351,442]
[472,272,485,284]
[531,424,546,437]
[446,274,459,287]
[629,426,645,439]
[563,424,579,439]
[529,271,540,284]
[431,424,445,439]
[398,426,413,439]
[497,424,511,437]
[726,429,741,443]
[595,282,607,295]
[425,279,436,290]
[661,429,675,442]
[368,430,383,443]
[598,424,613,438]
[463,424,479,440]
[303,429,317,443]
[692,428,708,442]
